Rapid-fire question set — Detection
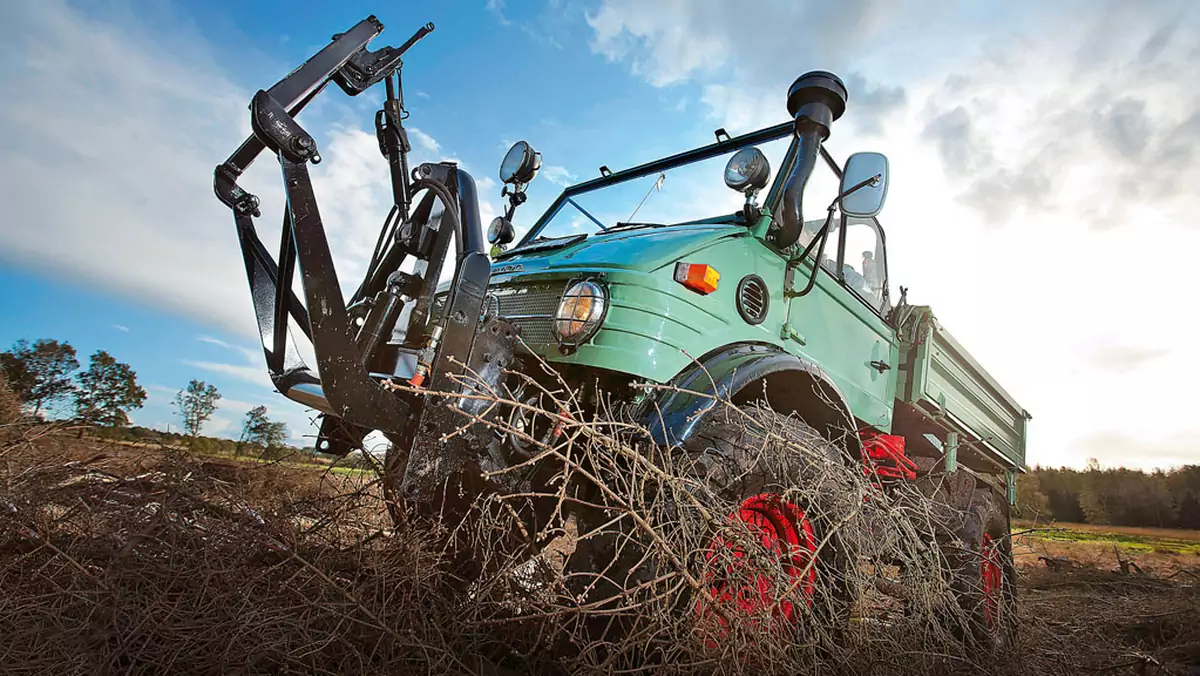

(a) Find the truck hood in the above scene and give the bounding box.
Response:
[494,223,745,275]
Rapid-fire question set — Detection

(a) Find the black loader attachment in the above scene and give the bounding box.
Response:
[212,16,521,503]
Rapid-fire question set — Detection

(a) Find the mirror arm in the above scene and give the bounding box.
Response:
[785,203,837,299]
[837,173,881,205]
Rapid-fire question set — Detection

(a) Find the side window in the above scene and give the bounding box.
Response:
[794,153,842,271]
[840,216,886,312]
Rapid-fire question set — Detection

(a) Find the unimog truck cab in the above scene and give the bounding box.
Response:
[213,16,1030,651]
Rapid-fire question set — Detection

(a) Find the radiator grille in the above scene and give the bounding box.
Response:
[491,283,562,347]
[433,283,564,348]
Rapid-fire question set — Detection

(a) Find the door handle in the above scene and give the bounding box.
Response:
[870,360,891,372]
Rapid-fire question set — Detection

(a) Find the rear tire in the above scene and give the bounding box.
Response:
[948,487,1018,652]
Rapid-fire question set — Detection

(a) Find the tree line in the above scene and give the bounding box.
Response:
[7,340,1199,526]
[1017,460,1200,529]
[1,337,293,458]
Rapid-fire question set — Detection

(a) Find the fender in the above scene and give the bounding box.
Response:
[641,343,860,455]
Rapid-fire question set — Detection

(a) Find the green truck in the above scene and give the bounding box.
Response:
[213,16,1029,651]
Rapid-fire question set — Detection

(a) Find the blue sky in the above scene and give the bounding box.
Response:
[0,268,302,439]
[1,0,1198,467]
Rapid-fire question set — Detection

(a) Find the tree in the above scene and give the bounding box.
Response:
[1014,473,1051,520]
[237,405,288,458]
[237,405,268,457]
[0,370,22,426]
[174,380,221,445]
[0,338,79,416]
[73,351,146,431]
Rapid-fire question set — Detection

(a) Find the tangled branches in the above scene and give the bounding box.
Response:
[0,359,1026,675]
[375,356,1016,674]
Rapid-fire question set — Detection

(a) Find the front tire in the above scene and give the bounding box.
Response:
[683,404,854,638]
[568,404,854,647]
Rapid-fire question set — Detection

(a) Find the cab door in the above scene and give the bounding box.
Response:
[835,215,899,427]
[780,157,898,431]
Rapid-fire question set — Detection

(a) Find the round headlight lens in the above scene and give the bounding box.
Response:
[487,216,515,246]
[500,140,542,185]
[554,281,607,344]
[723,147,771,193]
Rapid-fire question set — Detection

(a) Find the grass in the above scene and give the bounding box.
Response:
[1032,528,1200,556]
[1012,520,1200,580]
[105,435,373,477]
[1015,520,1200,556]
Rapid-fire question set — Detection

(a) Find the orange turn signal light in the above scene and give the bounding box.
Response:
[674,262,720,295]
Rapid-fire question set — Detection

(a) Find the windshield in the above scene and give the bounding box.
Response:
[518,133,794,245]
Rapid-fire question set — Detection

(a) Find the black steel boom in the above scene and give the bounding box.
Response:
[211,15,510,477]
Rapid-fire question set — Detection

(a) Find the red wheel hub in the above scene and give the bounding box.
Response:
[695,494,818,637]
[980,533,1003,631]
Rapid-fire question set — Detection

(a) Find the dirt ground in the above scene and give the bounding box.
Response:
[3,431,1199,675]
[1013,520,1200,578]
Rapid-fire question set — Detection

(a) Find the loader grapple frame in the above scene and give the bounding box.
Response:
[212,16,514,500]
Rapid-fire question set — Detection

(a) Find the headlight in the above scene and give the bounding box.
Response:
[553,280,607,345]
[723,147,770,193]
[487,216,515,246]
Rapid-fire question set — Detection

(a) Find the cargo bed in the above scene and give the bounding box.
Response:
[896,307,1029,472]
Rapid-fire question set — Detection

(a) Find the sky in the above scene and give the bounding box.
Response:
[0,0,1197,469]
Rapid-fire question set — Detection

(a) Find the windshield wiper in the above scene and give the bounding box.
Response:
[608,222,666,233]
[495,233,587,259]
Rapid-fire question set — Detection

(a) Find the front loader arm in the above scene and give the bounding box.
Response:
[215,16,430,208]
[210,15,509,472]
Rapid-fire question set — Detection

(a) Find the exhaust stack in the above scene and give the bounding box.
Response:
[775,71,848,249]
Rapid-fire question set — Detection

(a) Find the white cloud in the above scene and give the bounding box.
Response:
[477,176,500,228]
[408,127,441,153]
[112,324,130,333]
[185,336,273,389]
[205,415,235,437]
[197,335,259,362]
[541,165,577,187]
[486,0,567,49]
[0,0,270,339]
[587,0,897,90]
[485,0,511,26]
[585,1,1200,469]
[181,359,273,389]
[0,0,440,346]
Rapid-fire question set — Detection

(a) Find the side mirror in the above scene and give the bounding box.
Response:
[723,147,771,194]
[839,152,889,218]
[487,217,516,247]
[500,141,541,185]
